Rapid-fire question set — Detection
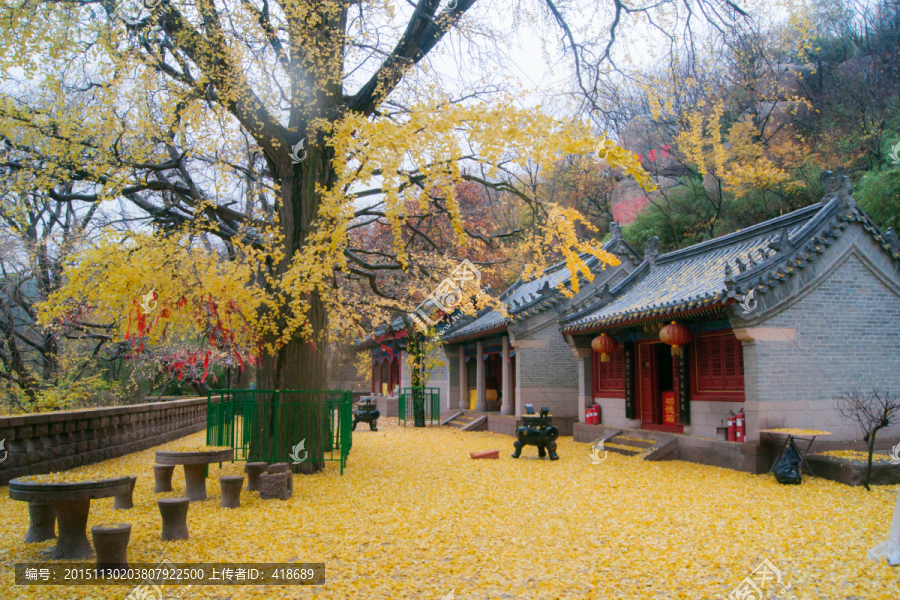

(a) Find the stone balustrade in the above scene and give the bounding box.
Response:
[0,398,206,485]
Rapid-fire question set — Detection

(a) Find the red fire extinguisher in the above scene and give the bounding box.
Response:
[586,406,593,424]
[736,408,745,443]
[591,405,599,424]
[727,411,736,442]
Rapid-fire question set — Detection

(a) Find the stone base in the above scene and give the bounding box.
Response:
[805,455,900,487]
[259,473,292,501]
[25,502,56,543]
[375,396,399,418]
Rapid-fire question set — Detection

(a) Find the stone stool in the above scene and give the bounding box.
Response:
[259,472,292,501]
[244,462,268,492]
[91,523,131,570]
[267,463,293,495]
[183,464,208,501]
[113,476,137,510]
[153,465,175,493]
[158,497,190,541]
[25,501,56,543]
[219,476,244,509]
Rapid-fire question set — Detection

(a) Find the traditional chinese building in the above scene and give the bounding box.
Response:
[560,173,900,468]
[439,227,642,434]
[355,317,452,417]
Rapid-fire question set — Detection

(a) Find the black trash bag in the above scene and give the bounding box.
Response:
[773,442,802,485]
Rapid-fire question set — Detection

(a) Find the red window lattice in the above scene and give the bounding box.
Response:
[595,346,626,391]
[695,334,744,391]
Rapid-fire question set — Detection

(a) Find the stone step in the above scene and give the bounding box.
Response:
[613,436,656,449]
[444,416,475,427]
[604,443,642,457]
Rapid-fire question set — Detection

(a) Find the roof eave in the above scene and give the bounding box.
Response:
[442,322,509,344]
[562,300,735,336]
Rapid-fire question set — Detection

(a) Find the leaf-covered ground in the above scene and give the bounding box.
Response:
[1,420,899,599]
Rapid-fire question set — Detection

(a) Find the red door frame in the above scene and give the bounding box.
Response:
[637,341,658,426]
[635,339,685,434]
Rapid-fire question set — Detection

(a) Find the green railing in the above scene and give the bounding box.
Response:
[206,389,353,474]
[399,387,441,427]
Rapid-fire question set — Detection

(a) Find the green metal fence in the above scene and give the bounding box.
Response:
[399,387,441,427]
[206,389,353,474]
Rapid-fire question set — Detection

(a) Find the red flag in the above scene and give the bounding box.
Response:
[201,352,211,383]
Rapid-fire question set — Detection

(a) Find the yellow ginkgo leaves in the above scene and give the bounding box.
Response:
[1,424,899,599]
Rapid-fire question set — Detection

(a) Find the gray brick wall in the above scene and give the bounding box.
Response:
[747,249,900,442]
[448,351,460,409]
[0,398,207,485]
[515,323,580,417]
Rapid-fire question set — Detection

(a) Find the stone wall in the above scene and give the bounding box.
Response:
[447,349,460,410]
[514,324,580,418]
[687,400,746,440]
[0,398,206,485]
[742,237,900,443]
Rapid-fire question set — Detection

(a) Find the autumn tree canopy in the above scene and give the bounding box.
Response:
[0,0,749,409]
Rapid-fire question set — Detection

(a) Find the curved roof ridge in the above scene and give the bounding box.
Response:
[655,202,824,266]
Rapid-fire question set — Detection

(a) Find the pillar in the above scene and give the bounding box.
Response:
[574,348,592,424]
[475,341,486,411]
[514,344,523,418]
[458,349,468,410]
[501,336,513,415]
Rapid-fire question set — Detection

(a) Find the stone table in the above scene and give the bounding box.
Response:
[9,476,134,559]
[155,449,235,501]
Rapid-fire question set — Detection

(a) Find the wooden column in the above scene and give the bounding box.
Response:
[475,341,486,411]
[624,342,635,420]
[458,349,467,409]
[378,358,383,396]
[501,337,513,415]
[676,353,689,425]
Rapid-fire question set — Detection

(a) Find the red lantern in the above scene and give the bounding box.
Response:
[659,321,692,356]
[591,333,618,363]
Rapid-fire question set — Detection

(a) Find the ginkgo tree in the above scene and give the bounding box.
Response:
[0,0,746,469]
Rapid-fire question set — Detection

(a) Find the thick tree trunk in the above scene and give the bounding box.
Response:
[245,0,347,472]
[250,139,336,473]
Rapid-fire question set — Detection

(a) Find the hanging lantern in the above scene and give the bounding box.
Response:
[591,333,619,362]
[660,321,692,356]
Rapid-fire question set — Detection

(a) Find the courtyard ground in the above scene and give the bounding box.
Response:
[1,419,898,599]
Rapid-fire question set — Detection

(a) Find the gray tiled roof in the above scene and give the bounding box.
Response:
[561,203,827,332]
[441,235,639,343]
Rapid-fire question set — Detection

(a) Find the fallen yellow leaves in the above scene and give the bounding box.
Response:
[603,442,640,452]
[763,428,833,436]
[818,450,894,463]
[1,425,898,599]
[161,444,232,453]
[18,471,129,483]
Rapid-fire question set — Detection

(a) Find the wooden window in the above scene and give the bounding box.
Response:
[691,331,745,399]
[594,346,626,397]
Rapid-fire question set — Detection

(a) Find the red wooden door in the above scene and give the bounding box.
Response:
[390,357,400,392]
[638,343,657,424]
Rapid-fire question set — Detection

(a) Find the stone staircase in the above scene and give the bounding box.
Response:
[442,412,487,432]
[594,428,678,460]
